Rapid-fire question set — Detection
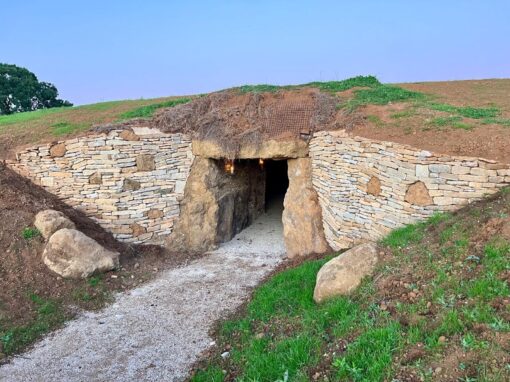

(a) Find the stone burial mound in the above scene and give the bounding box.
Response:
[5,86,510,259]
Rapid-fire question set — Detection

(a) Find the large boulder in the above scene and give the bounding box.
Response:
[34,209,76,240]
[43,229,119,279]
[283,158,330,257]
[313,242,378,303]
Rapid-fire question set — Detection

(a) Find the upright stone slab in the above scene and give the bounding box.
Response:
[282,158,330,257]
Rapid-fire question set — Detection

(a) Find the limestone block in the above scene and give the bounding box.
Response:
[429,164,450,173]
[415,164,429,178]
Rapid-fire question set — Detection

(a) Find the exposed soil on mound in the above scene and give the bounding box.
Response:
[153,83,510,163]
[2,79,510,163]
[154,88,351,157]
[399,79,510,113]
[350,103,510,163]
[350,79,510,163]
[0,164,198,350]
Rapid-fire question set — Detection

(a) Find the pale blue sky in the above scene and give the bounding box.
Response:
[3,1,510,105]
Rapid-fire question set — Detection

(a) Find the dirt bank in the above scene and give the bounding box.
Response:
[0,164,197,355]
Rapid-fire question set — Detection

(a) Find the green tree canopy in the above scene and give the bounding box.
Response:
[0,63,72,114]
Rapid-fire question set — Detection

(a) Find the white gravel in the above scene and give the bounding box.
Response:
[0,205,286,382]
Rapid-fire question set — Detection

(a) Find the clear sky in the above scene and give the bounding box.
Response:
[3,1,510,105]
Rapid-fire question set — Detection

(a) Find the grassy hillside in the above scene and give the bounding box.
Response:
[191,188,510,382]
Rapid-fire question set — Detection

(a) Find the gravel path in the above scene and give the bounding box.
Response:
[0,205,286,382]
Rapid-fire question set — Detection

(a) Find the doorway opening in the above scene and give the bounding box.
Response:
[264,160,289,212]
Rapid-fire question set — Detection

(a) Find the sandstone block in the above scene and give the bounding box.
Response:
[119,130,140,141]
[43,229,119,278]
[35,209,76,239]
[130,223,146,237]
[404,181,433,206]
[313,242,378,303]
[283,158,331,257]
[147,209,164,219]
[136,154,156,171]
[366,176,381,196]
[89,172,102,185]
[49,143,66,157]
[123,178,141,191]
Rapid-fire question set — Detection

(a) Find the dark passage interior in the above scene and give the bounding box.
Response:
[264,160,289,210]
[213,158,289,245]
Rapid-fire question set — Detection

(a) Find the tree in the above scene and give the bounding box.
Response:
[0,63,72,115]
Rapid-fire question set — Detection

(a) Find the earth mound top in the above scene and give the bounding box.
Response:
[152,88,358,157]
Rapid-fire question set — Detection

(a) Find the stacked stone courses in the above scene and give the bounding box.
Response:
[310,130,510,250]
[8,128,193,244]
[7,127,510,251]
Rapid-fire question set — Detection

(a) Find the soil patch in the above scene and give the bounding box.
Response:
[0,164,198,355]
[350,103,510,163]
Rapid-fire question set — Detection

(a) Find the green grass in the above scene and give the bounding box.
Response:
[237,84,283,93]
[0,107,67,127]
[0,272,114,355]
[0,96,194,149]
[302,75,381,92]
[119,97,191,119]
[428,103,500,119]
[192,191,510,381]
[0,294,67,355]
[191,256,405,381]
[238,75,381,94]
[21,227,41,240]
[237,77,510,131]
[482,117,510,127]
[348,85,426,108]
[367,115,384,127]
[390,109,417,119]
[428,116,473,130]
[51,121,88,136]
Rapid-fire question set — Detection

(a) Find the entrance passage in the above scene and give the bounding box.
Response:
[216,158,289,245]
[264,160,289,210]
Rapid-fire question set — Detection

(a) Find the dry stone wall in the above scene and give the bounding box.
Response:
[9,128,193,244]
[310,130,510,250]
